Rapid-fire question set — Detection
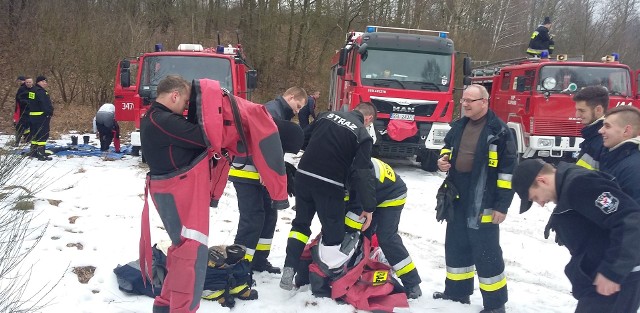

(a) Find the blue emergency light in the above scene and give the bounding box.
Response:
[366,26,376,33]
[439,32,447,38]
[216,45,224,54]
[540,50,550,58]
[612,53,620,61]
[155,44,163,52]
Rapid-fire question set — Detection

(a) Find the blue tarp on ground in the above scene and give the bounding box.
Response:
[18,144,133,159]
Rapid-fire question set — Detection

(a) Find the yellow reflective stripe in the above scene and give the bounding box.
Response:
[377,197,407,208]
[497,180,512,189]
[481,214,493,223]
[488,151,498,159]
[447,271,475,281]
[344,215,364,230]
[479,275,507,292]
[440,148,452,156]
[29,111,44,116]
[33,141,46,146]
[344,195,350,201]
[229,284,248,295]
[393,257,416,277]
[228,168,260,180]
[288,231,309,244]
[202,289,225,300]
[244,254,254,261]
[530,31,539,39]
[576,158,595,170]
[446,266,475,281]
[256,238,272,251]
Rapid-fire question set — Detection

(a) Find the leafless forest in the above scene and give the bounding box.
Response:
[1,0,639,133]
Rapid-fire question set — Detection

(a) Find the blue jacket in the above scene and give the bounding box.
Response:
[265,96,294,121]
[576,118,605,170]
[440,109,517,228]
[600,138,640,205]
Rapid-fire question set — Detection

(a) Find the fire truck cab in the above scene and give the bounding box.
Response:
[471,54,638,162]
[328,25,471,171]
[114,43,257,156]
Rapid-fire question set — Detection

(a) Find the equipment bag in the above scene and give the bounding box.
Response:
[435,177,459,222]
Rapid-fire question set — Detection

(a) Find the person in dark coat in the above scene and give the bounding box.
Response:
[14,76,32,146]
[598,105,640,204]
[513,159,640,313]
[298,91,319,129]
[433,84,516,313]
[280,102,378,291]
[28,76,54,161]
[93,103,121,152]
[526,16,555,57]
[264,87,307,121]
[573,86,608,170]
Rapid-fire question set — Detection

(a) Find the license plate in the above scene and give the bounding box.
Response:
[390,113,415,121]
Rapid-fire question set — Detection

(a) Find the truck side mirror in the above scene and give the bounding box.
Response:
[358,43,368,61]
[463,57,472,76]
[120,60,131,88]
[339,48,348,66]
[463,76,471,86]
[247,70,258,90]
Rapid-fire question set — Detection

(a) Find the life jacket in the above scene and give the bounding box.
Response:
[302,235,410,313]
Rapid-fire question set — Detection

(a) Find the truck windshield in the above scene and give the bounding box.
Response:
[140,56,233,93]
[360,49,452,91]
[538,65,631,96]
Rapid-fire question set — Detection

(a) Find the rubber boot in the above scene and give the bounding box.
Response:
[37,146,52,161]
[29,144,38,158]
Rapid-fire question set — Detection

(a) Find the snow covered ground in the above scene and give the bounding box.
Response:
[0,134,587,312]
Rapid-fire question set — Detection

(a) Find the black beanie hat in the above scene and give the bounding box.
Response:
[543,16,552,25]
[275,119,304,154]
[36,75,47,83]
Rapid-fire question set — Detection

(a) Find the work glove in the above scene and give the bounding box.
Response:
[285,162,297,197]
[543,216,563,246]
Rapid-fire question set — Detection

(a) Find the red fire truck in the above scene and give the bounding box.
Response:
[328,25,471,171]
[471,54,640,162]
[114,43,257,155]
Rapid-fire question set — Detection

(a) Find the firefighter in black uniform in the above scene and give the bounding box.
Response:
[28,76,54,161]
[433,85,516,313]
[345,157,422,299]
[14,76,32,146]
[228,86,307,274]
[280,102,378,290]
[526,16,555,57]
[573,86,608,170]
[513,159,640,313]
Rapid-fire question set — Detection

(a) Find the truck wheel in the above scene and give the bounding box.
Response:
[419,149,438,172]
[131,146,140,156]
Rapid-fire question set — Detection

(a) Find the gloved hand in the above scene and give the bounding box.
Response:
[285,162,297,197]
[544,217,563,246]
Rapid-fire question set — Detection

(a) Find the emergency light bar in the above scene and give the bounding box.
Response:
[177,44,204,52]
[365,25,449,38]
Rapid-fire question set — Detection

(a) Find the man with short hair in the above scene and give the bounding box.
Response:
[526,16,554,57]
[264,86,307,120]
[28,76,53,161]
[598,105,640,203]
[280,102,378,291]
[298,90,320,129]
[573,86,609,170]
[433,84,516,313]
[513,159,640,313]
[14,76,32,146]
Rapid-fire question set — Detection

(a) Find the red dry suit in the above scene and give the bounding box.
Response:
[139,79,288,313]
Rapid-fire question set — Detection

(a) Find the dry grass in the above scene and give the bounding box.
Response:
[72,266,95,284]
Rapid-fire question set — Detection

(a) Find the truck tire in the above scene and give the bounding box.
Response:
[131,146,140,156]
[419,149,438,172]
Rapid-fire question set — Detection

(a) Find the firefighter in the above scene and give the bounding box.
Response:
[433,84,516,313]
[298,91,319,130]
[280,102,378,291]
[345,157,422,299]
[598,106,640,204]
[526,16,554,57]
[574,86,608,170]
[140,75,208,313]
[228,86,306,274]
[513,159,640,313]
[14,76,32,147]
[93,103,121,152]
[229,119,304,274]
[28,76,53,161]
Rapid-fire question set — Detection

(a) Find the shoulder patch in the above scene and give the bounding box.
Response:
[595,192,619,214]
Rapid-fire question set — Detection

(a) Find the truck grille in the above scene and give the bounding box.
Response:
[532,117,582,137]
[370,97,438,117]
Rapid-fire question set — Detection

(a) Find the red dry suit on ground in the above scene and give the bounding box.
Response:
[139,79,288,313]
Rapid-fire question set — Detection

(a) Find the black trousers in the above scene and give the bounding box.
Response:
[97,122,119,151]
[364,205,421,289]
[443,172,508,309]
[574,278,640,313]
[29,116,50,145]
[284,173,345,269]
[233,182,277,264]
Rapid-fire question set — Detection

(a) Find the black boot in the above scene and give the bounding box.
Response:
[405,284,422,299]
[480,306,505,313]
[433,291,470,304]
[14,132,21,147]
[252,259,281,274]
[37,146,52,161]
[29,144,38,158]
